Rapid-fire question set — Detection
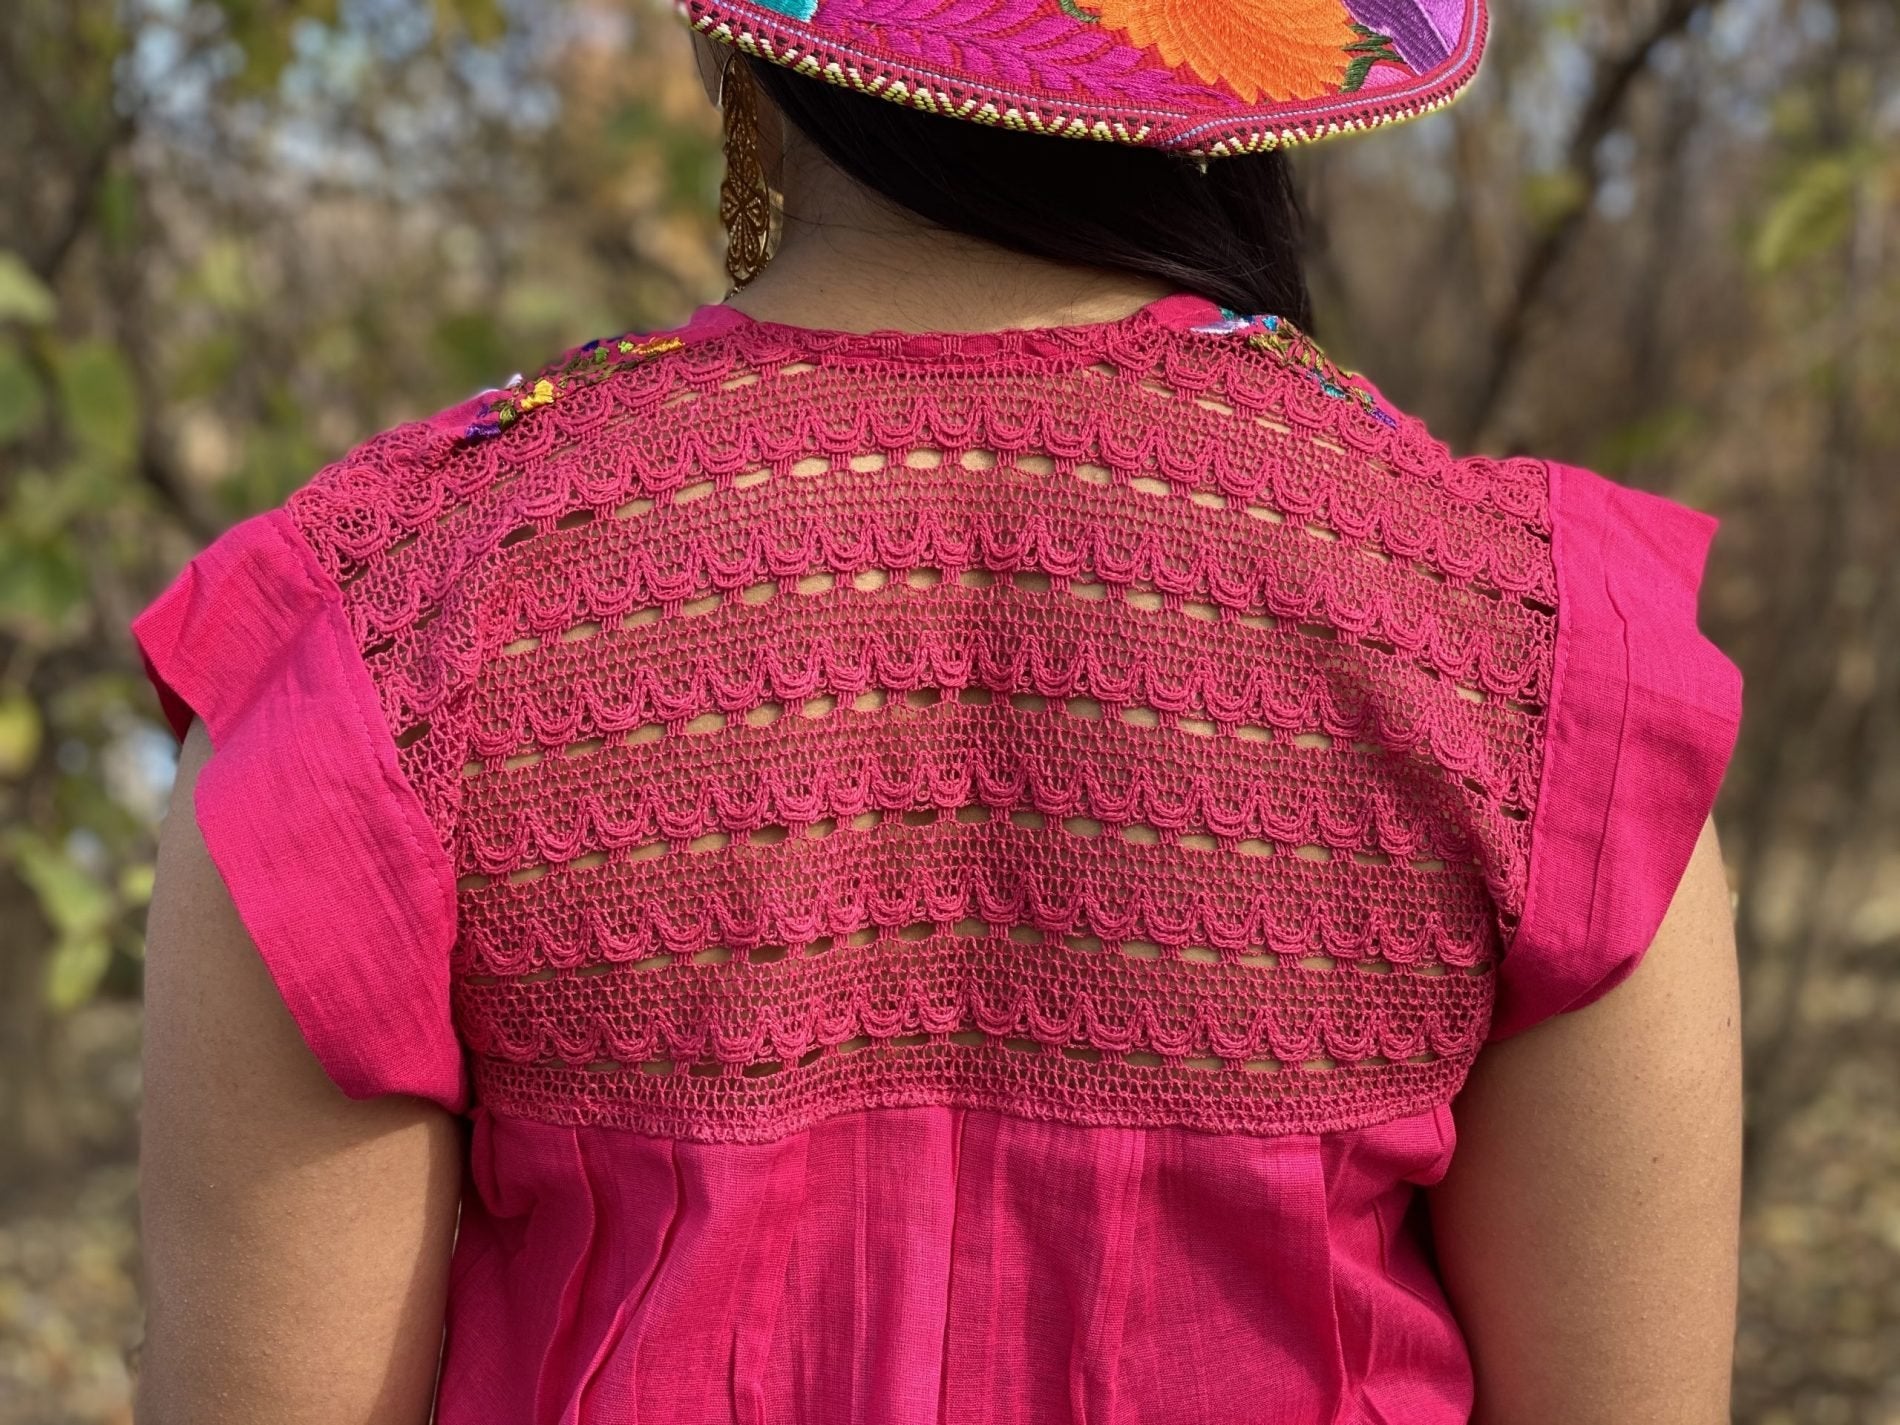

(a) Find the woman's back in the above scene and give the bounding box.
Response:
[135,287,1737,1421]
[130,7,1746,1418]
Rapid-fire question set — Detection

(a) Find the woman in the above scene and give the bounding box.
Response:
[132,3,1745,1421]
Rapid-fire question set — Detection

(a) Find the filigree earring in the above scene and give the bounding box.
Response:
[717,52,775,290]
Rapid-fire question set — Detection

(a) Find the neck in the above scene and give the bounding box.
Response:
[719,137,1179,335]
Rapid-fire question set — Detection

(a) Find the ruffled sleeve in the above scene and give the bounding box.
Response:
[1489,462,1743,1041]
[132,507,468,1112]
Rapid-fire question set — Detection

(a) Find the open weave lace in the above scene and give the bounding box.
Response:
[285,303,1554,1142]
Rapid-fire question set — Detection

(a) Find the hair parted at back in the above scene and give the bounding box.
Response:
[743,56,1314,328]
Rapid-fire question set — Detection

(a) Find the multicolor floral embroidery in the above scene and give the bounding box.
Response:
[1191,307,1398,429]
[465,334,686,441]
[680,0,1486,157]
[1343,0,1460,71]
[1083,0,1359,104]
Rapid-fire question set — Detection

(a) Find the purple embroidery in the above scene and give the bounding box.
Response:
[1343,0,1452,70]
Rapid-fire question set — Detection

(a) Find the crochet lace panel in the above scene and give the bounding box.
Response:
[285,308,1554,1143]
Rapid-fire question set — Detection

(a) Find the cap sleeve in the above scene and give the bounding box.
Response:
[1489,462,1743,1041]
[132,507,467,1112]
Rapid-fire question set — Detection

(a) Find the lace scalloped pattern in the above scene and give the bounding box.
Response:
[285,302,1553,1144]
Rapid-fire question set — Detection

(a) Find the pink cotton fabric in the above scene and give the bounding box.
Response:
[132,507,466,1111]
[443,1102,1466,1424]
[1489,463,1740,1039]
[131,291,1741,1424]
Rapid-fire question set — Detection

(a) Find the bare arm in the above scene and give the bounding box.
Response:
[136,718,463,1425]
[1430,816,1742,1424]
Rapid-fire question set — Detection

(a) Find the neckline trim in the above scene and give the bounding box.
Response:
[680,291,1224,345]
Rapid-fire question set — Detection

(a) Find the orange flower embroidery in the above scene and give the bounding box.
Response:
[1089,0,1357,103]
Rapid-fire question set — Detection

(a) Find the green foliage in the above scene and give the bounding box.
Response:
[0,694,43,778]
[211,0,344,90]
[437,0,509,43]
[0,253,58,326]
[53,340,140,467]
[95,168,140,257]
[0,342,48,442]
[5,831,120,1011]
[0,478,90,640]
[169,331,245,403]
[432,310,513,393]
[224,387,326,513]
[1589,403,1704,474]
[183,238,257,315]
[1753,151,1864,275]
[1521,169,1589,229]
[210,0,516,90]
[0,0,716,1044]
[607,103,722,209]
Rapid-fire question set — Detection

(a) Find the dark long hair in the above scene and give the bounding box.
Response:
[744,58,1313,328]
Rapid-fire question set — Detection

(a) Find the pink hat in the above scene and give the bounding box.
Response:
[677,0,1486,155]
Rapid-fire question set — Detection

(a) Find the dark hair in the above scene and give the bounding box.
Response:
[743,58,1313,328]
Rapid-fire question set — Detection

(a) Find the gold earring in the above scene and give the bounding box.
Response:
[718,53,774,290]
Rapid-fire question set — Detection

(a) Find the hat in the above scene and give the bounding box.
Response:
[676,0,1486,155]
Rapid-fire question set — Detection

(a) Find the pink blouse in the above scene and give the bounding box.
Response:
[133,292,1741,1423]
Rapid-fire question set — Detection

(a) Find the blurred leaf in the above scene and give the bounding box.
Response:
[96,167,139,255]
[1521,169,1588,229]
[1754,154,1859,274]
[45,935,113,1011]
[8,836,114,938]
[9,461,118,538]
[7,831,118,1009]
[224,384,324,513]
[1590,403,1704,472]
[437,0,508,43]
[170,331,244,402]
[431,310,511,391]
[0,341,48,441]
[1768,89,1820,144]
[0,694,44,777]
[0,540,87,638]
[117,863,155,907]
[187,239,255,314]
[0,251,58,325]
[54,340,140,464]
[214,0,343,90]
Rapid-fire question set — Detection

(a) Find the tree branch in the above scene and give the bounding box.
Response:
[1453,0,1706,448]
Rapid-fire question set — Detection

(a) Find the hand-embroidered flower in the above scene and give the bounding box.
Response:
[1192,308,1397,428]
[464,335,685,441]
[1083,0,1360,102]
[1343,0,1461,70]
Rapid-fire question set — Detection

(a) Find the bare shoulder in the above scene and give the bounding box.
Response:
[136,717,462,1425]
[1429,817,1742,1425]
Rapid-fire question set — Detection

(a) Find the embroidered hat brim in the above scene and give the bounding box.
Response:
[679,0,1486,155]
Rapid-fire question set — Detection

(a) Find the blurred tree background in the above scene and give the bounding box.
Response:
[0,0,1893,1418]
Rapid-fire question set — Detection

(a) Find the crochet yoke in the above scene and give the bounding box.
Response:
[285,295,1553,1141]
